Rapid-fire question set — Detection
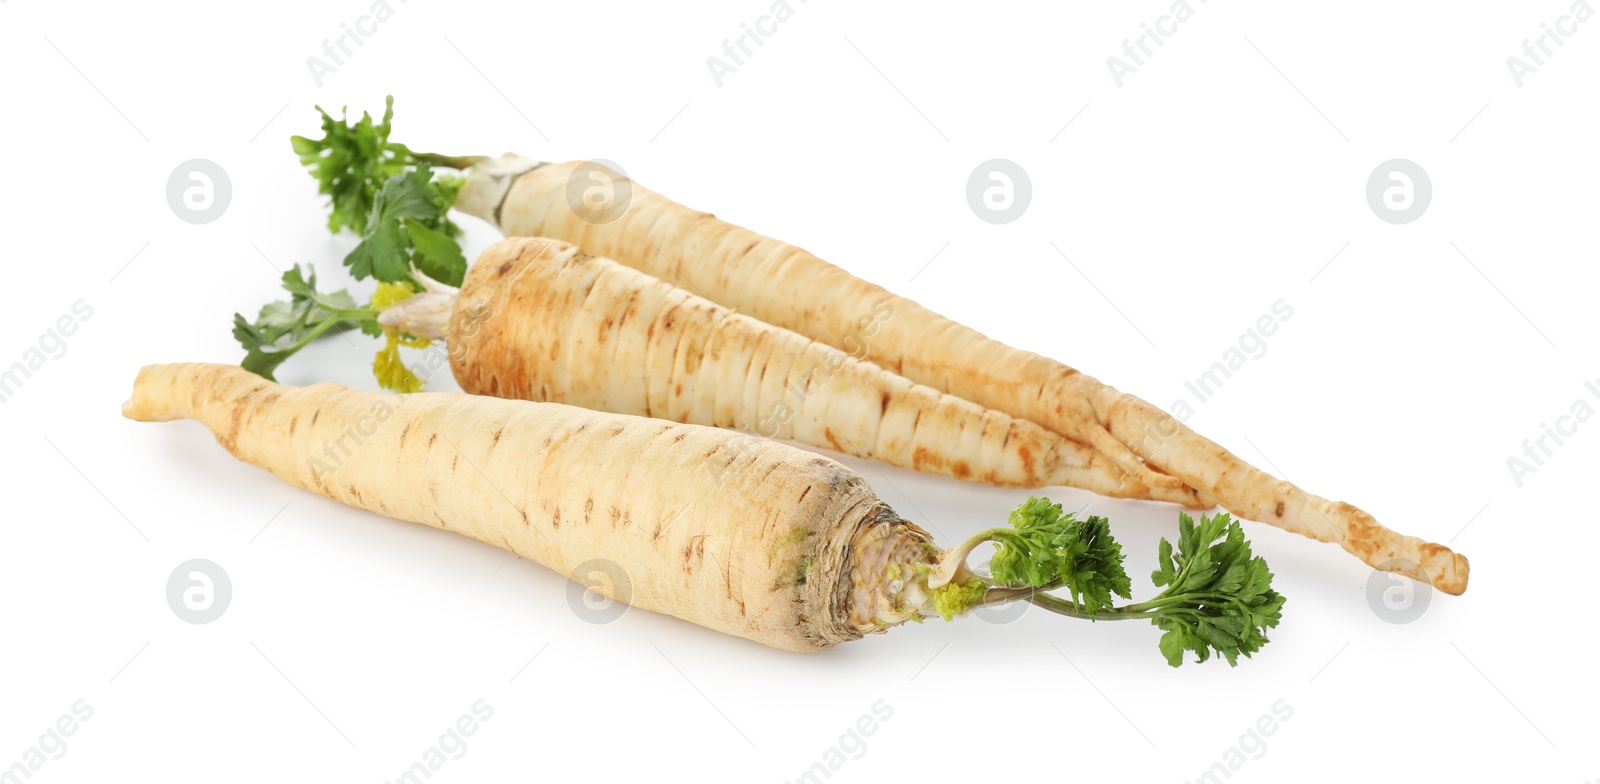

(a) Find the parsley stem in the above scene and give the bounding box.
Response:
[407,150,489,170]
[1131,592,1258,619]
[927,526,1014,589]
[278,316,347,357]
[1026,593,1150,621]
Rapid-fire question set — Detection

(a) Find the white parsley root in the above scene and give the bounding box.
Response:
[269,96,1466,595]
[378,237,1205,506]
[124,362,935,651]
[126,363,1286,665]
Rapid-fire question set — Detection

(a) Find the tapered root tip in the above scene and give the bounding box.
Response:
[121,362,256,423]
[1388,547,1469,596]
[122,364,169,422]
[1430,551,1470,596]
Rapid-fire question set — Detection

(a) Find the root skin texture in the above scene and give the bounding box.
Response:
[459,158,1469,594]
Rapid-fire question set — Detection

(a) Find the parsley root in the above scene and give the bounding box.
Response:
[462,158,1467,596]
[379,237,1204,505]
[281,96,1467,595]
[124,363,933,651]
[124,363,1284,663]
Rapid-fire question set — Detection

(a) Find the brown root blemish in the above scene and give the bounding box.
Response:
[822,428,843,452]
[683,535,706,570]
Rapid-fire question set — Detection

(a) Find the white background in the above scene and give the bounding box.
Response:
[2,1,1596,782]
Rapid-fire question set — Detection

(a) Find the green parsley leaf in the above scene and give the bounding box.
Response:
[939,499,1286,668]
[345,211,412,282]
[1143,512,1286,667]
[232,265,377,380]
[343,165,467,285]
[406,219,467,286]
[289,96,409,236]
[987,497,1131,618]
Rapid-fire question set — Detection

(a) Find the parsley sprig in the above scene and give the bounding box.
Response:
[235,97,484,390]
[344,164,467,287]
[232,266,376,381]
[290,97,408,236]
[930,498,1286,668]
